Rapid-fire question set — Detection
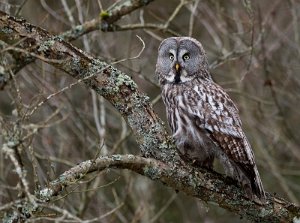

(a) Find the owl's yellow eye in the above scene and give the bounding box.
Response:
[183,54,190,61]
[169,54,174,61]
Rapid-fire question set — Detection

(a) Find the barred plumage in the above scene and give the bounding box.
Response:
[155,37,265,200]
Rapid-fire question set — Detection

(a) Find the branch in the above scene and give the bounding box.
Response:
[60,0,155,41]
[0,0,155,89]
[100,0,154,29]
[0,11,299,223]
[37,155,300,223]
[0,10,173,161]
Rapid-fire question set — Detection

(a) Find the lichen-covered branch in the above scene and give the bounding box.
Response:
[0,11,299,223]
[0,10,173,161]
[100,0,154,29]
[0,0,155,89]
[60,0,155,40]
[38,155,300,223]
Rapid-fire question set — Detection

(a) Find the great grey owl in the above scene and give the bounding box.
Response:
[155,37,265,200]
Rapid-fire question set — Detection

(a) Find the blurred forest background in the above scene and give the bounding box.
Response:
[0,0,300,222]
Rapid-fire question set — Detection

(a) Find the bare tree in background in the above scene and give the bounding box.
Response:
[0,0,300,222]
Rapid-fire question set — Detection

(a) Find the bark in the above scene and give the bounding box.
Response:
[0,11,299,223]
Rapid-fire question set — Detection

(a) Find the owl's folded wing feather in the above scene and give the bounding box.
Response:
[181,83,255,165]
[181,83,264,197]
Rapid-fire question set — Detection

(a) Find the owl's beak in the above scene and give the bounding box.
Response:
[174,63,181,84]
[175,63,180,72]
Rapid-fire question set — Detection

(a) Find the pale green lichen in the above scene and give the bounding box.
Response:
[37,36,63,53]
[114,73,137,89]
[3,211,18,223]
[258,208,274,218]
[104,69,138,96]
[59,25,84,40]
[57,174,67,183]
[37,39,55,52]
[70,56,81,71]
[188,174,199,188]
[109,1,131,13]
[3,200,38,222]
[112,154,122,161]
[92,61,137,99]
[7,140,18,147]
[39,188,54,200]
[1,26,13,34]
[143,166,160,180]
[20,201,38,217]
[127,154,135,159]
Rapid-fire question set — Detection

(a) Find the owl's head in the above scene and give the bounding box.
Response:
[155,37,211,85]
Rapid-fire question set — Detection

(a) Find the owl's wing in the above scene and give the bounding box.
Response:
[181,83,255,166]
[181,82,265,197]
[176,80,265,199]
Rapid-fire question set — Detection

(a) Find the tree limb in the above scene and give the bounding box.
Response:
[100,0,154,28]
[0,0,155,89]
[38,155,300,223]
[0,11,299,223]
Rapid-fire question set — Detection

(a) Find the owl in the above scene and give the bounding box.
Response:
[155,37,265,200]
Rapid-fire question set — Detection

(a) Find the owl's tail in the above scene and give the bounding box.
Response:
[233,161,266,202]
[251,166,266,202]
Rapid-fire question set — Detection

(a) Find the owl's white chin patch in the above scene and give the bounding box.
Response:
[180,75,193,83]
[165,71,193,84]
[165,72,176,82]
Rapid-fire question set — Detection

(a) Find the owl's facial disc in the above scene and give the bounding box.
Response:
[158,44,196,85]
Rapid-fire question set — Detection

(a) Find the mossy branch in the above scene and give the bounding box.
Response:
[0,11,299,223]
[38,155,300,223]
[0,0,156,89]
